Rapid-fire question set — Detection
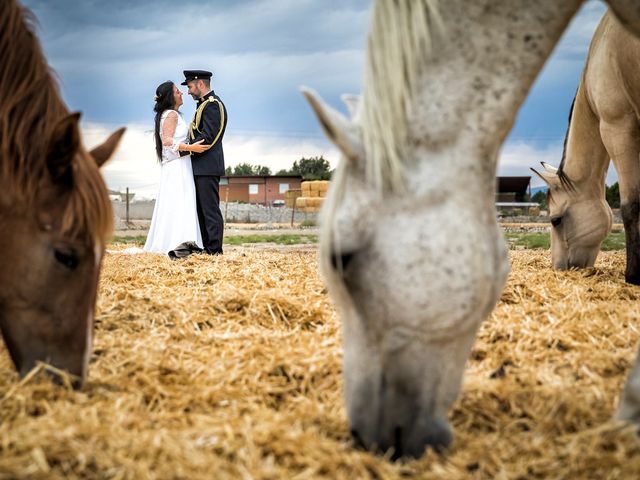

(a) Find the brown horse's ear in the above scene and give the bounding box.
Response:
[47,112,82,186]
[90,127,126,167]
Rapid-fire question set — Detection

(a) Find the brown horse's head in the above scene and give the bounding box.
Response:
[0,0,125,387]
[0,113,124,387]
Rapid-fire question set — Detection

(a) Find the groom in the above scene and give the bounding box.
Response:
[181,69,228,255]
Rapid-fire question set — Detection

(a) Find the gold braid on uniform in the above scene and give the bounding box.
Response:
[189,97,225,148]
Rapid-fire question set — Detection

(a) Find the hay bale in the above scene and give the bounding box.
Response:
[306,198,323,208]
[301,181,329,197]
[316,181,329,194]
[295,197,307,208]
[285,189,301,208]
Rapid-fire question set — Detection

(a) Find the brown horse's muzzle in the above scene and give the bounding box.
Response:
[0,307,90,389]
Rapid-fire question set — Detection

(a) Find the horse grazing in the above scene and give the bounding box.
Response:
[0,0,124,387]
[531,10,640,284]
[303,0,640,459]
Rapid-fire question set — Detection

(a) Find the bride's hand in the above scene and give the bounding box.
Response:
[189,139,209,153]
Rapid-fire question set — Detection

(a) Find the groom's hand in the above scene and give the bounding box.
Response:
[189,139,210,154]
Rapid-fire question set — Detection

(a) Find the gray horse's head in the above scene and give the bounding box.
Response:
[303,88,509,458]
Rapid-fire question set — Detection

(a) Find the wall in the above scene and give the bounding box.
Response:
[112,200,318,225]
[220,176,302,205]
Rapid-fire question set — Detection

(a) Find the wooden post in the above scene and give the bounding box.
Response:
[125,187,130,224]
[224,183,229,223]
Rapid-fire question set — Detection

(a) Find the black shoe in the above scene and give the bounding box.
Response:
[168,241,204,260]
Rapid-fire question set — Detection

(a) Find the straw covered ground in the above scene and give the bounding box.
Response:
[0,247,640,478]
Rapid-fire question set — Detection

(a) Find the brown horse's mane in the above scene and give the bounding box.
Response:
[0,0,112,244]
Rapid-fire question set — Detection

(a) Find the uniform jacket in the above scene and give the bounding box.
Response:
[188,90,227,176]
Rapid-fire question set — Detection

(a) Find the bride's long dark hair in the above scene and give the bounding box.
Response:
[153,81,175,161]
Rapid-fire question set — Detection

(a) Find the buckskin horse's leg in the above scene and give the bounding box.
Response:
[600,120,640,284]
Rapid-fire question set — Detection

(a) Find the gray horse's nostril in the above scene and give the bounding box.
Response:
[401,417,453,458]
[390,426,404,460]
[350,429,365,449]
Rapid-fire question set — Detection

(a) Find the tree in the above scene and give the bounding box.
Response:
[290,156,332,180]
[531,190,548,210]
[606,182,620,208]
[226,163,272,176]
[254,165,272,176]
[232,162,256,175]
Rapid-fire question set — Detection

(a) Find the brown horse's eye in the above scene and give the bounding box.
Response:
[54,249,79,270]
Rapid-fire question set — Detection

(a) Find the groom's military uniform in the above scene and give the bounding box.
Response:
[182,70,228,254]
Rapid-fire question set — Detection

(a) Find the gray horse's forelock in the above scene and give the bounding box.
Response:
[320,0,443,292]
[361,0,443,194]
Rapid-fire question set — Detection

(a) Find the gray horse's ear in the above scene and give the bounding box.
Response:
[90,127,126,167]
[341,93,361,119]
[301,87,363,161]
[541,162,558,174]
[530,167,558,186]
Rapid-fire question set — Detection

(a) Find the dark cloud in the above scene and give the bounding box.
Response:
[23,0,370,134]
[22,0,608,167]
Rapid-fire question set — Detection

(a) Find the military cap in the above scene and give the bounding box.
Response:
[181,70,213,85]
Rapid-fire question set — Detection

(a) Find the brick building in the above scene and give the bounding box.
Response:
[219,174,303,205]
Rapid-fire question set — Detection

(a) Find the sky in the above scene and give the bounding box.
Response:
[22,0,612,198]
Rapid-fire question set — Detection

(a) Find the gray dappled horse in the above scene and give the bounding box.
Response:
[0,0,124,387]
[303,0,640,459]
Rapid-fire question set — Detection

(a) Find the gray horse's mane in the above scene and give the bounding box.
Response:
[360,0,442,193]
[320,1,442,281]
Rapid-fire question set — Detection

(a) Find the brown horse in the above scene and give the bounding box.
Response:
[0,1,124,387]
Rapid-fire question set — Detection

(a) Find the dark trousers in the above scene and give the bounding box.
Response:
[194,175,224,254]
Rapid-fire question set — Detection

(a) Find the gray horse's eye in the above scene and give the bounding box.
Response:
[551,216,562,227]
[330,250,355,271]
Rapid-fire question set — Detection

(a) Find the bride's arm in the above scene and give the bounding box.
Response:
[161,111,181,153]
[160,111,205,153]
[159,111,206,154]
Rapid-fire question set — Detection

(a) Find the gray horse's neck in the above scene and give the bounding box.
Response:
[400,0,585,192]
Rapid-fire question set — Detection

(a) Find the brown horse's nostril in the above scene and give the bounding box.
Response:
[47,369,83,390]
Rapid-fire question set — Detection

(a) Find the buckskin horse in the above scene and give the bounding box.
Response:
[303,0,640,459]
[0,0,124,387]
[532,10,640,284]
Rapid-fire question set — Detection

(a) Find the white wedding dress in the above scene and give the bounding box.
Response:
[144,110,202,253]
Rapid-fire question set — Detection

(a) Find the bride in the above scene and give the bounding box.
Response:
[144,81,208,253]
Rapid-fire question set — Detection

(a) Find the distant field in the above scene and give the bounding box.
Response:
[504,231,626,251]
[110,234,318,246]
[111,231,627,250]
